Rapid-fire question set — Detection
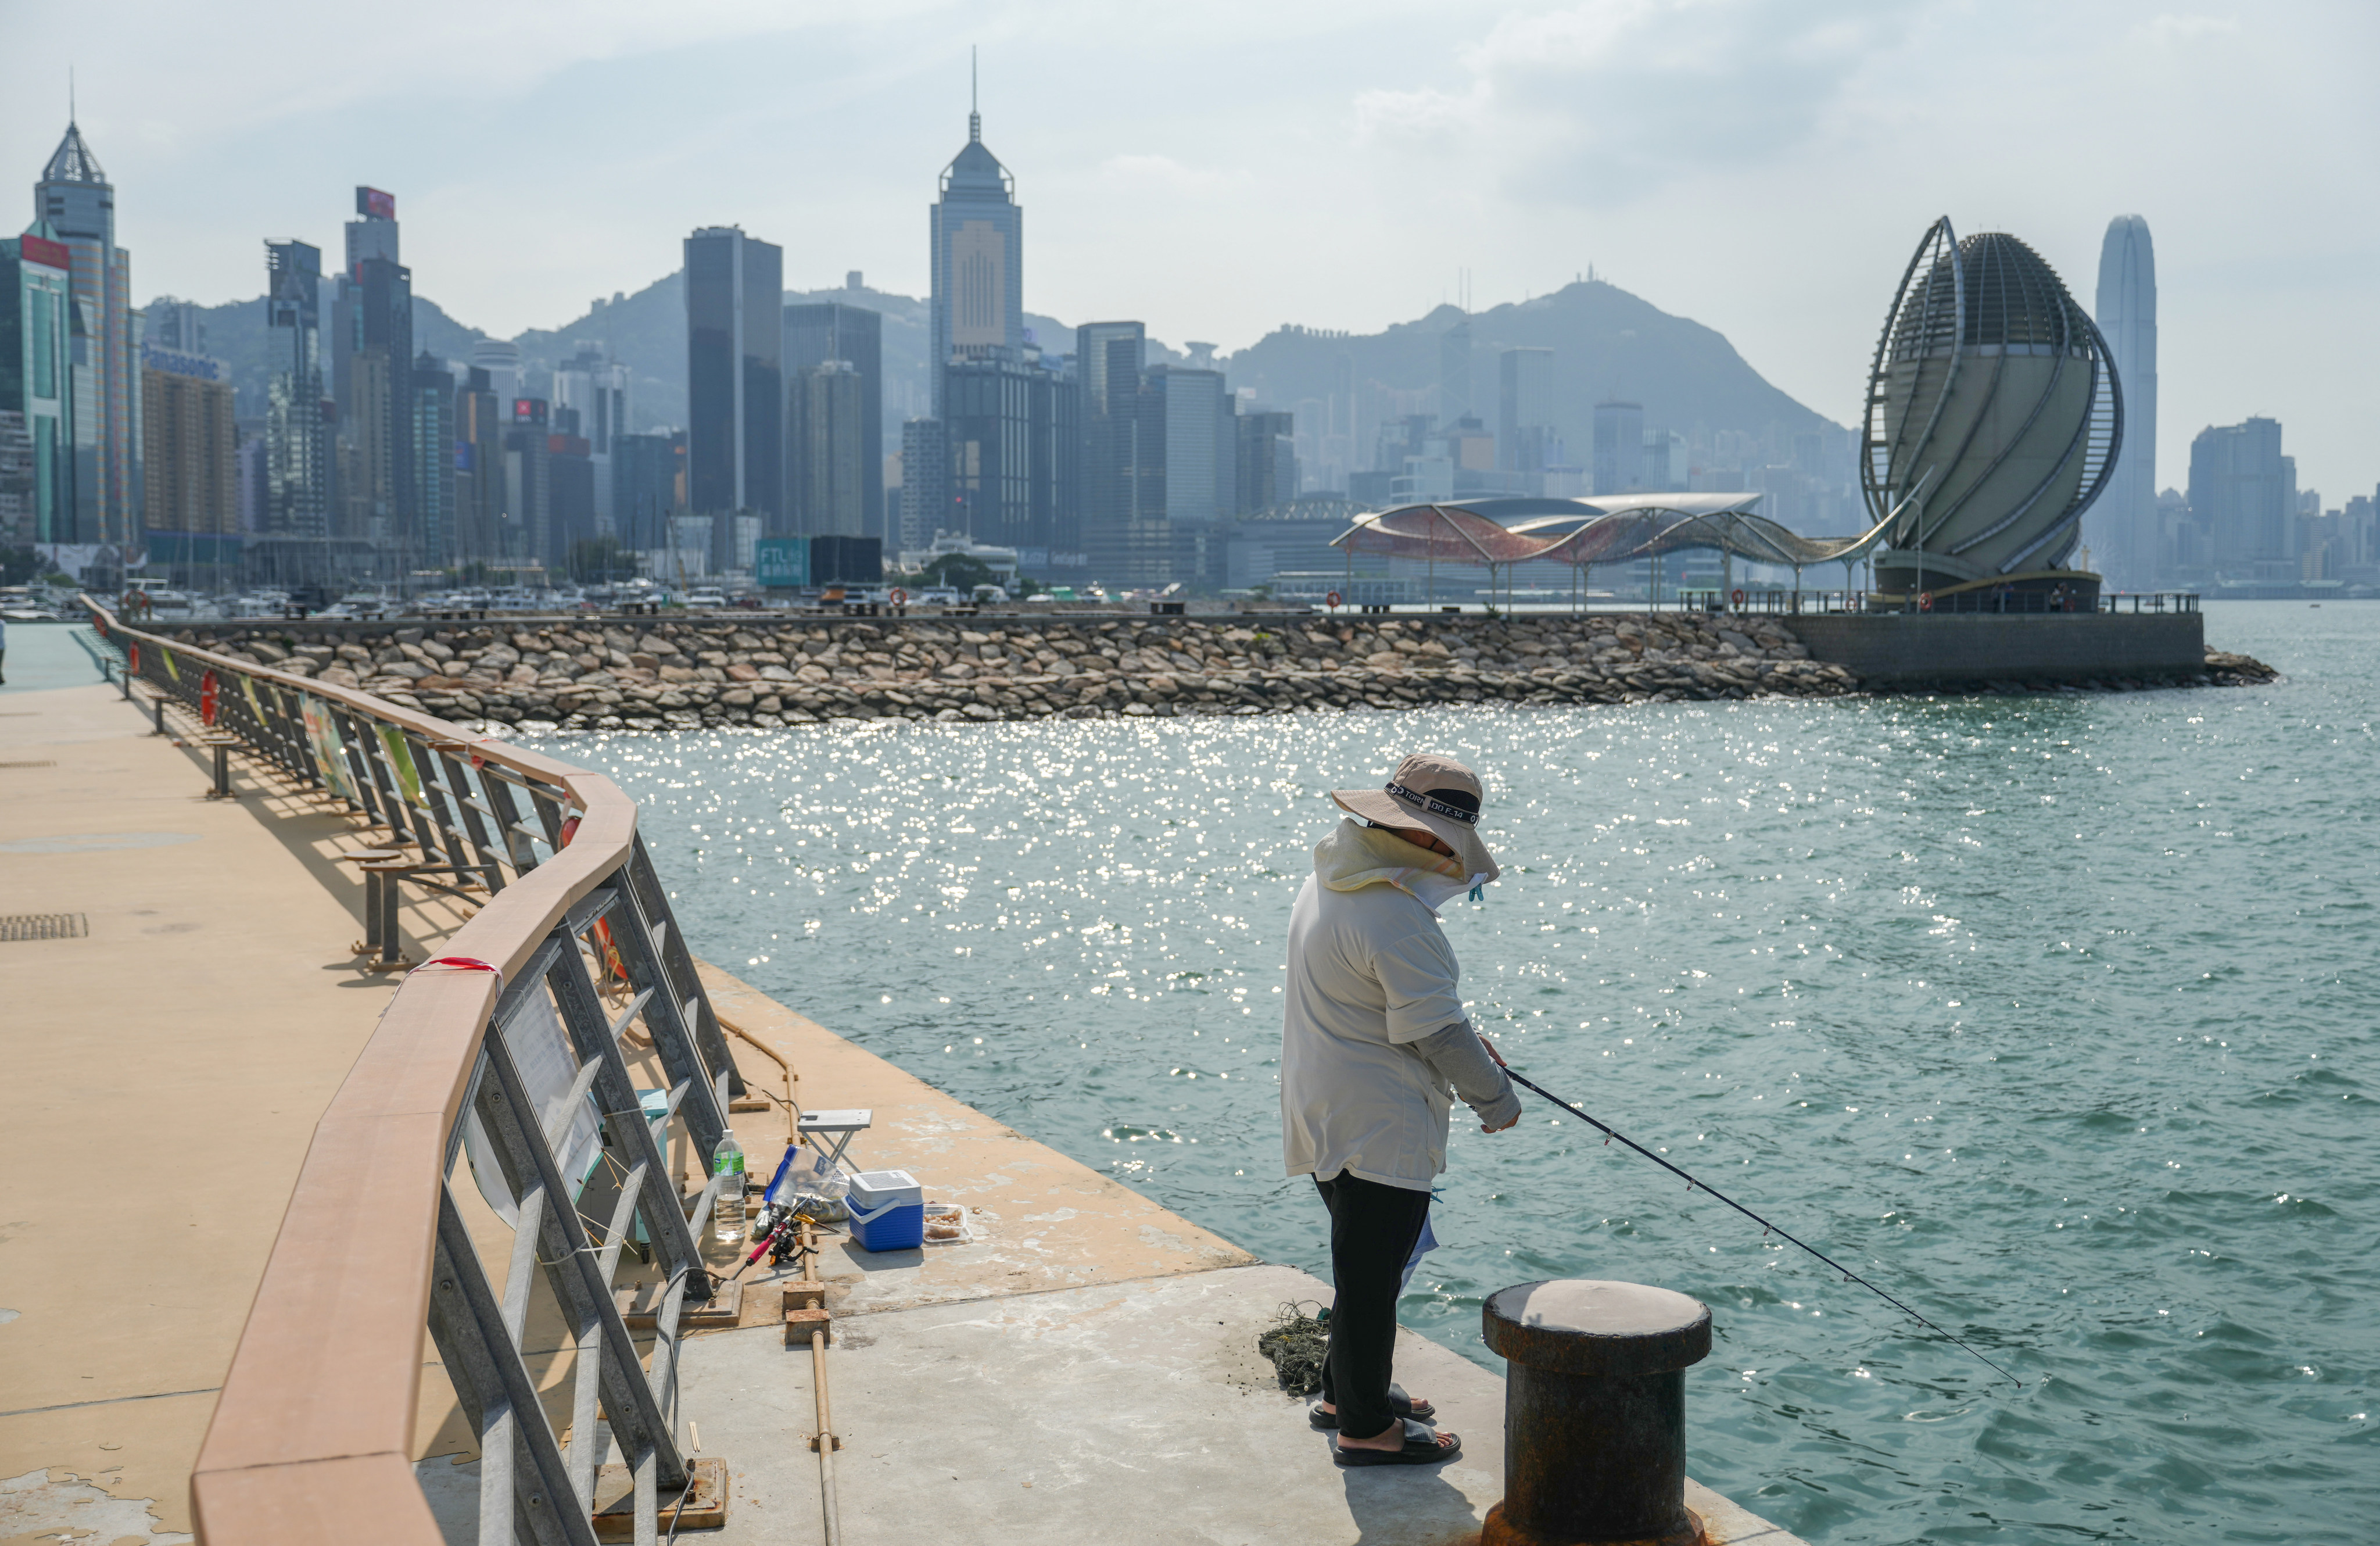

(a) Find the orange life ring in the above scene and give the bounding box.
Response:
[1730,588,1745,609]
[1918,591,1934,612]
[890,588,908,605]
[1325,591,1343,610]
[200,670,220,727]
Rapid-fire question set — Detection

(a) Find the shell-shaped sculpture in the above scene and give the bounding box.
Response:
[1862,219,2121,593]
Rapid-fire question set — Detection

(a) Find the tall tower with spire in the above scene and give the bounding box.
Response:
[2094,216,2157,589]
[33,117,142,554]
[928,53,1024,416]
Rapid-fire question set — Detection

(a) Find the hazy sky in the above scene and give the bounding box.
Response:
[7,0,2375,496]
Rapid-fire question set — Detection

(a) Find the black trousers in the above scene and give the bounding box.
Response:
[1313,1170,1433,1441]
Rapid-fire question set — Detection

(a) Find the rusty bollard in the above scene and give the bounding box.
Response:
[1481,1280,1712,1546]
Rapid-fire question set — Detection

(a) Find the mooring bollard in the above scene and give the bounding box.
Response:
[1481,1279,1712,1546]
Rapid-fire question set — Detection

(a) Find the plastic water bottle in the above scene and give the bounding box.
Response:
[712,1129,746,1243]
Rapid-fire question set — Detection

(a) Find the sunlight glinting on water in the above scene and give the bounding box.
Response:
[527,603,2377,1544]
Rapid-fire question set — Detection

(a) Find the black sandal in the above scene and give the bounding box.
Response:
[1308,1383,1434,1430]
[1333,1417,1461,1468]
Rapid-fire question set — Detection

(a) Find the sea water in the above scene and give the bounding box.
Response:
[527,602,2375,1544]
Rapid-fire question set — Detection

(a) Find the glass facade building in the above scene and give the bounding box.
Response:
[783,302,883,534]
[929,107,1023,415]
[34,121,140,552]
[684,227,783,529]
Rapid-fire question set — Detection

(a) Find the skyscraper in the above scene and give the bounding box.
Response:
[684,226,783,535]
[332,190,412,561]
[929,87,1023,414]
[1499,348,1555,474]
[898,417,949,555]
[0,234,76,546]
[551,345,631,532]
[791,360,868,538]
[783,302,883,532]
[409,352,456,571]
[1439,317,1472,423]
[2188,417,2295,581]
[1076,321,1152,525]
[139,336,238,579]
[1592,401,1644,495]
[454,366,505,566]
[263,240,329,556]
[33,120,141,552]
[2095,216,2157,588]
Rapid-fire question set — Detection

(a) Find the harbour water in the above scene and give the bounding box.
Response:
[524,601,2373,1545]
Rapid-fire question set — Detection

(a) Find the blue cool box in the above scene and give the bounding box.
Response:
[847,1169,925,1251]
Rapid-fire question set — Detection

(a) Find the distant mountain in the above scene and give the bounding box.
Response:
[153,272,1834,455]
[1224,281,1837,456]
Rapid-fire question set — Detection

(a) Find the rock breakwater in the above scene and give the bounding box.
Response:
[160,611,2274,732]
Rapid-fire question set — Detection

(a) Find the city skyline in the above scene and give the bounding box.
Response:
[3,1,2372,499]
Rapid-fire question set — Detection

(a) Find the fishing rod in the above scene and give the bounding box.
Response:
[1501,1065,2022,1390]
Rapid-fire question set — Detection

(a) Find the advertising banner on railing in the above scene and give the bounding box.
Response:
[300,695,357,801]
[160,646,180,683]
[377,725,426,808]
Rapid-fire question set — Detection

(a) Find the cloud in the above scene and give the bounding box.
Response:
[1353,0,1909,201]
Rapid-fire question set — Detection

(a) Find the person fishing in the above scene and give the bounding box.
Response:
[1281,752,1521,1467]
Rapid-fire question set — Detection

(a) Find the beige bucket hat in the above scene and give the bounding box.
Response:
[1331,752,1500,885]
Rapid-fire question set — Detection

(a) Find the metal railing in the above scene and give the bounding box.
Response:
[83,600,749,1544]
[1671,588,2202,617]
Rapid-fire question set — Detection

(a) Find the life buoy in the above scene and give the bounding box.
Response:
[890,588,908,606]
[128,643,141,675]
[1730,588,1745,609]
[200,670,220,727]
[1918,591,1934,613]
[1325,591,1343,611]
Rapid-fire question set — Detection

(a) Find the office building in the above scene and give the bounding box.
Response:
[262,241,329,545]
[139,338,238,579]
[551,345,630,532]
[1077,321,1160,528]
[2188,417,2296,581]
[469,339,522,412]
[548,417,596,572]
[929,95,1024,413]
[2095,216,2158,589]
[146,298,208,355]
[1157,366,1231,526]
[1235,410,1295,516]
[784,302,883,534]
[898,418,949,557]
[613,431,682,554]
[684,226,783,537]
[33,120,141,553]
[409,352,456,571]
[0,234,76,545]
[346,187,399,266]
[942,353,1077,554]
[1499,347,1555,474]
[1439,317,1471,422]
[1593,400,1644,495]
[504,397,551,572]
[454,366,505,566]
[791,360,869,538]
[332,203,413,554]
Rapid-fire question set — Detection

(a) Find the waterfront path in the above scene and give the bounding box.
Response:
[1,627,1805,1546]
[0,637,411,1542]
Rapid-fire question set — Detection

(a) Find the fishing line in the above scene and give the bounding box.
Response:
[1503,1065,2022,1389]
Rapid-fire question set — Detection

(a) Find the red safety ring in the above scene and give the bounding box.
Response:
[1325,591,1343,610]
[1918,591,1934,612]
[1730,588,1745,608]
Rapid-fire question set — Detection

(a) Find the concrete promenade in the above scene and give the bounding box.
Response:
[2,625,1806,1546]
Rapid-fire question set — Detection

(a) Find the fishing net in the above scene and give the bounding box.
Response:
[1256,1302,1331,1395]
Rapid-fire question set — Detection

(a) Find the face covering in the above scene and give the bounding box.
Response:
[1316,819,1491,911]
